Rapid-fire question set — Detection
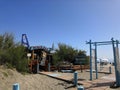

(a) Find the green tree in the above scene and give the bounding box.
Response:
[78,50,86,56]
[53,43,78,65]
[53,43,89,65]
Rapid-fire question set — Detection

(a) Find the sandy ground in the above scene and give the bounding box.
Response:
[0,66,66,90]
[0,64,120,90]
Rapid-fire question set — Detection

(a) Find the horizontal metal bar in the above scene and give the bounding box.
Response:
[86,40,120,45]
[94,43,113,46]
[86,41,112,44]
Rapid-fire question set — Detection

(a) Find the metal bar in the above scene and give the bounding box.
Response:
[115,40,120,86]
[13,83,20,90]
[89,40,92,80]
[74,71,78,86]
[95,43,113,46]
[87,40,120,46]
[111,38,119,86]
[93,41,112,44]
[37,61,39,73]
[96,42,120,46]
[86,41,112,44]
[95,43,98,79]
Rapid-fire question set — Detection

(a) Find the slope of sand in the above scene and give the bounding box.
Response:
[0,66,66,90]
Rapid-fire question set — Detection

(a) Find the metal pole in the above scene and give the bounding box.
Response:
[89,40,92,80]
[48,63,51,72]
[48,55,51,72]
[13,83,20,90]
[95,43,98,79]
[77,85,84,90]
[116,40,120,86]
[74,71,78,86]
[111,38,119,86]
[37,61,39,73]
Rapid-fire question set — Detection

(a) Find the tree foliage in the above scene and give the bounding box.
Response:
[53,43,89,65]
[0,33,28,72]
[53,43,77,65]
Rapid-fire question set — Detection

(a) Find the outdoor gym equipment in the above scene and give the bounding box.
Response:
[86,38,120,87]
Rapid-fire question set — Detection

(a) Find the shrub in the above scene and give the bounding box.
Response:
[0,33,28,72]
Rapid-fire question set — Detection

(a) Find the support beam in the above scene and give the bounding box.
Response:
[89,40,92,80]
[115,40,120,86]
[111,38,119,86]
[95,43,98,79]
[87,40,120,46]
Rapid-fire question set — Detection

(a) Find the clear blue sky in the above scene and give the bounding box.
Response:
[0,0,120,59]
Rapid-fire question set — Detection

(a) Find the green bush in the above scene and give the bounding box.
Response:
[0,33,28,72]
[8,46,28,72]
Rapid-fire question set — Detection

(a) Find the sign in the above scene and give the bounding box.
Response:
[74,55,86,65]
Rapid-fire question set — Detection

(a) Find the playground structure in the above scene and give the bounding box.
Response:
[21,34,90,73]
[86,38,120,87]
[27,46,53,73]
[22,34,54,73]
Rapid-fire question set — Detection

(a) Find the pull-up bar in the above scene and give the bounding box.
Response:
[86,39,120,46]
[86,38,120,87]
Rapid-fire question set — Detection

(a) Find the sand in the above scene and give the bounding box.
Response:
[0,64,119,90]
[0,67,66,90]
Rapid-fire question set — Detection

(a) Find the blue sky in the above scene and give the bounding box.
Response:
[0,0,120,59]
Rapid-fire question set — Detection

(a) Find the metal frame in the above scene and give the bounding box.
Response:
[21,34,30,48]
[86,38,120,87]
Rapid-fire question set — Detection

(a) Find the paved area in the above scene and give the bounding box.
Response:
[39,70,117,90]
